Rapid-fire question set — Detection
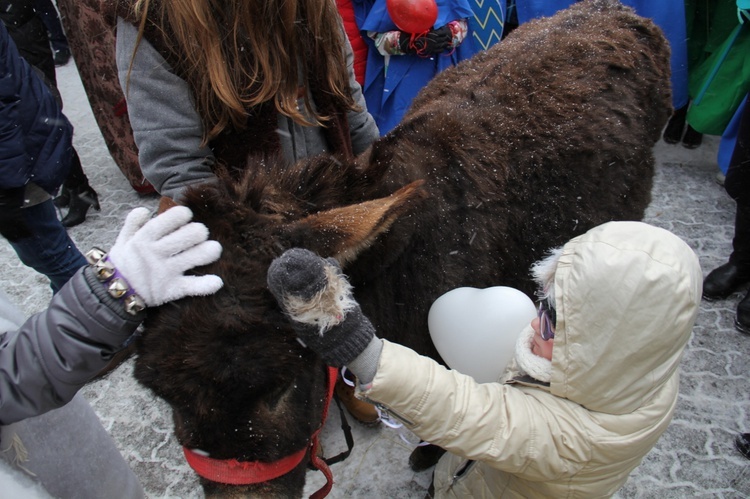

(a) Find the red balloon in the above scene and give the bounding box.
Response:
[386,0,438,33]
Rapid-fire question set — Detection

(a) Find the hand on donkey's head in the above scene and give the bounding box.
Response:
[108,206,224,307]
[267,248,375,367]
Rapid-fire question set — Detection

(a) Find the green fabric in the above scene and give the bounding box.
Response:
[687,23,750,135]
[686,0,738,74]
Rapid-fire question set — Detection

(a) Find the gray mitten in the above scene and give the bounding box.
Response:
[267,248,374,367]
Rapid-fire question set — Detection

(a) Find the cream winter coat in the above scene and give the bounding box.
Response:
[359,221,702,498]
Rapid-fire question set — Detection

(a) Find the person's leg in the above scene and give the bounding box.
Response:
[663,104,687,144]
[708,97,750,331]
[704,98,750,301]
[8,199,87,293]
[725,101,750,208]
[0,393,145,499]
[681,124,703,149]
[729,125,750,331]
[704,203,750,300]
[33,0,70,65]
[58,149,101,227]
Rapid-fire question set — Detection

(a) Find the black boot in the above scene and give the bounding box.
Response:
[53,48,71,67]
[61,185,100,227]
[704,205,750,300]
[53,185,70,208]
[736,289,750,334]
[663,105,687,144]
[703,261,750,300]
[735,433,750,459]
[681,125,703,149]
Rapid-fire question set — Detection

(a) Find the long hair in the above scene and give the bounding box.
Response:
[132,0,356,144]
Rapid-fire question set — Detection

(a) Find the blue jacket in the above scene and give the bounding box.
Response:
[0,21,71,195]
[354,0,479,135]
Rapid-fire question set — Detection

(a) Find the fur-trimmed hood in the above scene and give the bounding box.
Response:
[548,221,701,414]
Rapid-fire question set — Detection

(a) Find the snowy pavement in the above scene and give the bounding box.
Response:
[2,59,749,498]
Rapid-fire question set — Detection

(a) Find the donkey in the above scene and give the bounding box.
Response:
[134,0,672,496]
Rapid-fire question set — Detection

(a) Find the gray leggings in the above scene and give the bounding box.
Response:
[0,393,144,499]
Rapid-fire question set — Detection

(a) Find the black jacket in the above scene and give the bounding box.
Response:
[0,0,55,83]
[0,21,71,194]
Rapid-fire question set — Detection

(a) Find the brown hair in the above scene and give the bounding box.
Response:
[132,0,356,144]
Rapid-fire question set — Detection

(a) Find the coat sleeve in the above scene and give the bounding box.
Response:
[358,340,591,479]
[115,18,217,202]
[0,22,72,194]
[342,29,380,153]
[0,24,33,190]
[0,267,143,425]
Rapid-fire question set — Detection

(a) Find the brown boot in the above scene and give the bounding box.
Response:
[334,375,380,426]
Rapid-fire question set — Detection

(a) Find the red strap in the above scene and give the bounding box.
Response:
[318,367,338,436]
[183,446,307,485]
[306,367,339,498]
[309,439,334,499]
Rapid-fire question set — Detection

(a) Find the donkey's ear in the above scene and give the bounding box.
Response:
[282,180,428,265]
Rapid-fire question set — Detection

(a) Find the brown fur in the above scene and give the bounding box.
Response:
[134,1,672,496]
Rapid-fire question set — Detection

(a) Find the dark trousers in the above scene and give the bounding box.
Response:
[8,199,87,293]
[725,98,750,266]
[33,0,68,54]
[63,149,89,190]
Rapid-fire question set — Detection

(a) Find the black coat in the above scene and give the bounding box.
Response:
[0,0,55,84]
[0,21,71,194]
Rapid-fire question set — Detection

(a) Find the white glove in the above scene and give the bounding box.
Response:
[107,207,223,307]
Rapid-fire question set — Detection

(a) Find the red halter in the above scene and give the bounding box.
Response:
[182,366,339,498]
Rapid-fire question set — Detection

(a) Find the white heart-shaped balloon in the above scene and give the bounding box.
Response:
[428,287,536,383]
